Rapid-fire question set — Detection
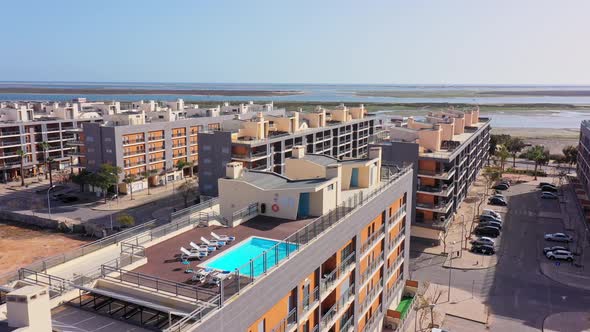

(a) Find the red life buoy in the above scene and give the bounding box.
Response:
[271,204,280,212]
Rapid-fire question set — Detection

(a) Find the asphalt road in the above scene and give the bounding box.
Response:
[410,182,590,331]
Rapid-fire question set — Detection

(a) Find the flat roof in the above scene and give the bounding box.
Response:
[233,170,332,190]
[132,215,316,283]
[420,119,490,160]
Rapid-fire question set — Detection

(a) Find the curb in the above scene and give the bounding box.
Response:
[445,313,487,325]
[538,264,590,291]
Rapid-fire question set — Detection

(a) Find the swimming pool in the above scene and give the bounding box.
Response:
[203,237,298,277]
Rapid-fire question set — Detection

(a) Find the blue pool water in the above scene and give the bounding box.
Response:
[204,237,299,277]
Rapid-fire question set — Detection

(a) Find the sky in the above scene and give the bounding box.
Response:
[1,0,590,85]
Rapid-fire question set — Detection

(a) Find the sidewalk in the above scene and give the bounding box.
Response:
[543,312,590,332]
[90,180,196,212]
[403,283,489,332]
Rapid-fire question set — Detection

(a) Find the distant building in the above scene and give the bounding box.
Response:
[198,104,375,197]
[370,107,491,244]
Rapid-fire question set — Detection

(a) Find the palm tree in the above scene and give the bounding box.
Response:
[122,174,137,200]
[16,149,26,186]
[562,145,578,172]
[506,137,525,168]
[46,156,55,187]
[496,146,510,171]
[526,145,549,180]
[39,141,50,180]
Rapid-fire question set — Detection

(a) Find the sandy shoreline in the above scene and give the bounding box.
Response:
[0,87,304,96]
[491,127,579,154]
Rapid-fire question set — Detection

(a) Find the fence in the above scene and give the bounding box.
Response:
[100,266,218,303]
[18,268,71,297]
[163,294,222,332]
[170,197,219,222]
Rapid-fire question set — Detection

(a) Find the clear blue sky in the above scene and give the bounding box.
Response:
[2,0,589,84]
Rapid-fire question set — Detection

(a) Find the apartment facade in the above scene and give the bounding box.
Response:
[83,108,286,190]
[198,105,375,197]
[577,120,590,196]
[0,117,95,182]
[370,108,491,244]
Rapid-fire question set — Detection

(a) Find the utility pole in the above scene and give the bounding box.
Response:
[448,254,452,302]
[460,214,465,254]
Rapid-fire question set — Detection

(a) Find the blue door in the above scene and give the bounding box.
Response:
[298,193,310,218]
[350,168,359,187]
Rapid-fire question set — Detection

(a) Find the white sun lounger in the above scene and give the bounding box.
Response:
[180,247,207,260]
[211,232,235,242]
[201,236,226,248]
[190,241,216,252]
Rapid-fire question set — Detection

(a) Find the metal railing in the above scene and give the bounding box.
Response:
[301,286,319,314]
[340,314,354,332]
[359,278,383,314]
[162,295,221,332]
[321,252,355,295]
[270,307,297,332]
[388,205,406,227]
[416,200,453,212]
[148,136,164,141]
[359,253,384,285]
[321,283,355,328]
[18,269,71,297]
[363,303,383,332]
[101,266,218,302]
[360,225,385,255]
[389,229,405,250]
[170,197,219,222]
[122,139,145,145]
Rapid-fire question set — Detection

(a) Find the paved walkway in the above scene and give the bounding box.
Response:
[543,311,590,332]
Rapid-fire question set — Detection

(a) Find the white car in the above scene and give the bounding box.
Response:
[544,233,573,243]
[471,236,495,246]
[546,249,574,261]
[541,192,558,200]
[482,209,502,221]
[492,193,506,200]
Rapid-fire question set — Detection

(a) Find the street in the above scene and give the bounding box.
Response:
[410,180,590,331]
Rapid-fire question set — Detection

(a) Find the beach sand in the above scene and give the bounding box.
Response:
[491,127,579,154]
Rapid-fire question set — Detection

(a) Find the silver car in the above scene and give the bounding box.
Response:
[544,233,573,243]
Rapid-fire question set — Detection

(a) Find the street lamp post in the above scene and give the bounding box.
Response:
[46,185,56,219]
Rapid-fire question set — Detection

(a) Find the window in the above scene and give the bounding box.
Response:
[258,318,265,332]
[106,149,112,153]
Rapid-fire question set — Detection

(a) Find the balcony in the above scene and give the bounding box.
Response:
[270,307,297,332]
[417,184,454,197]
[124,161,146,168]
[149,158,165,164]
[300,286,319,316]
[386,251,405,278]
[362,303,383,332]
[340,314,354,332]
[416,199,453,213]
[359,278,383,314]
[418,167,455,180]
[67,140,84,146]
[359,252,384,285]
[148,136,164,141]
[124,150,146,157]
[321,252,355,297]
[0,130,21,137]
[122,139,145,146]
[171,133,185,138]
[388,229,405,251]
[232,150,268,160]
[415,215,452,230]
[388,205,406,229]
[321,283,355,329]
[0,140,22,147]
[172,143,186,148]
[148,146,165,152]
[360,225,385,255]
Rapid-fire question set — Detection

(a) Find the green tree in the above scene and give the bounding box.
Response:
[178,179,197,208]
[176,160,189,179]
[16,149,26,186]
[71,169,92,192]
[116,214,135,228]
[525,145,550,180]
[96,164,122,203]
[122,174,137,200]
[496,146,510,171]
[506,137,525,168]
[562,145,578,171]
[482,167,501,196]
[46,156,55,187]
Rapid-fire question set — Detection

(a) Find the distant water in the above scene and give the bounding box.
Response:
[484,110,590,129]
[3,82,590,104]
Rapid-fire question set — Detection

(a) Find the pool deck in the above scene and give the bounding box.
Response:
[132,215,315,284]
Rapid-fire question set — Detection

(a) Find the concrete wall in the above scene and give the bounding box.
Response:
[284,159,327,179]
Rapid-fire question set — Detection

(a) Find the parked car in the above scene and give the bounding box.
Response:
[543,246,569,255]
[491,193,506,200]
[482,209,502,220]
[546,249,574,261]
[489,197,507,206]
[541,192,558,200]
[471,236,495,246]
[541,185,558,193]
[538,182,555,188]
[471,244,496,255]
[475,225,500,237]
[494,183,510,191]
[544,233,573,243]
[480,214,502,223]
[479,220,502,230]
